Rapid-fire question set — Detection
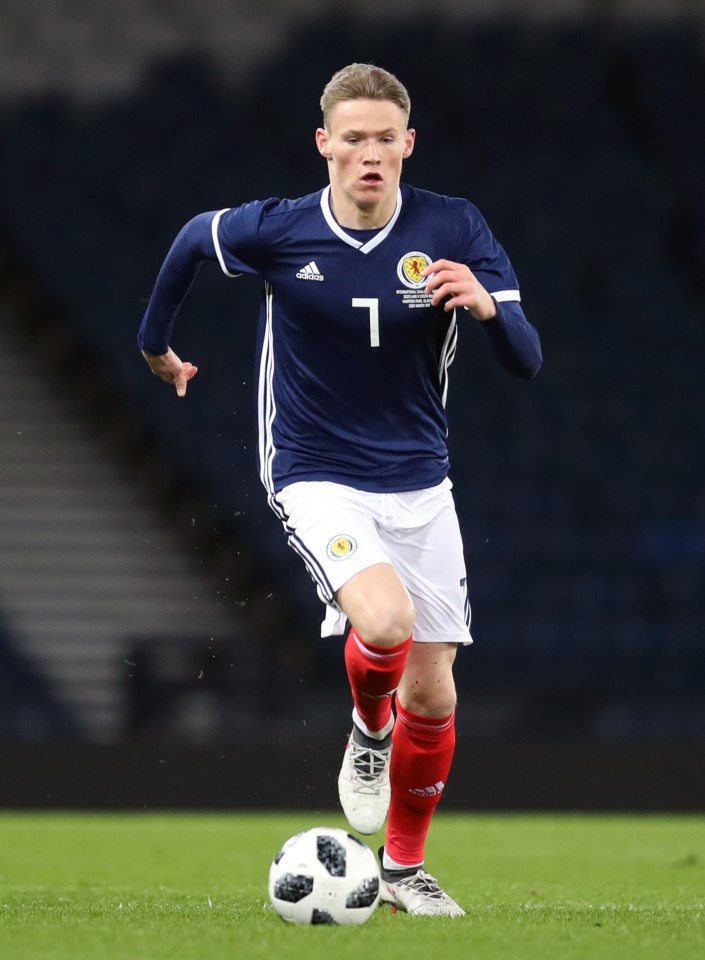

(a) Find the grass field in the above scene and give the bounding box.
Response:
[0,811,703,960]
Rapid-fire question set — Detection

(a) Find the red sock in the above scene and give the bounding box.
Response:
[344,628,412,735]
[385,700,456,866]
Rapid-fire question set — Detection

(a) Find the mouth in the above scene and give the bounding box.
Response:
[359,172,383,185]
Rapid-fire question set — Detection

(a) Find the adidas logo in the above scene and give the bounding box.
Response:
[408,780,445,798]
[296,260,324,281]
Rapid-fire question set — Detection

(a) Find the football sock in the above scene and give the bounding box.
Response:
[381,848,422,872]
[385,699,456,866]
[344,628,412,736]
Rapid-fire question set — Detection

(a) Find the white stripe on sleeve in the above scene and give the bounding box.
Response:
[491,289,521,302]
[211,208,242,278]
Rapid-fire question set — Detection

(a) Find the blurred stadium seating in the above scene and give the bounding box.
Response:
[0,17,703,743]
[0,611,78,736]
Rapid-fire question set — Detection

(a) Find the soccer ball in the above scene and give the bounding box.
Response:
[268,826,380,925]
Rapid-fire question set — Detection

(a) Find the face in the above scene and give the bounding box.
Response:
[316,98,415,226]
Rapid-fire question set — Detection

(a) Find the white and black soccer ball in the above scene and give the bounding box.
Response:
[268,826,380,925]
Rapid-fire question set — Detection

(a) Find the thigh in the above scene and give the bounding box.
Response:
[336,562,415,647]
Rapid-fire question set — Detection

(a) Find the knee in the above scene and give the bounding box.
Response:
[401,685,457,719]
[398,662,457,718]
[337,563,415,648]
[356,597,416,648]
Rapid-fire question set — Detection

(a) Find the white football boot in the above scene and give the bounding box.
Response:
[338,725,392,835]
[379,849,466,917]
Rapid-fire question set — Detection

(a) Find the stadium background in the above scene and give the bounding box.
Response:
[0,0,703,810]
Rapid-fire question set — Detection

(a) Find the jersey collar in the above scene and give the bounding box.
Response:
[320,185,402,254]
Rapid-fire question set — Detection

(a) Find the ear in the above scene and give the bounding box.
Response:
[315,127,332,161]
[402,128,416,160]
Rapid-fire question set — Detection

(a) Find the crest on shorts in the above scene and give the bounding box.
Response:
[326,535,357,560]
[397,251,431,289]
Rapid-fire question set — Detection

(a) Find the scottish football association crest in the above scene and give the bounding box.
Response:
[397,251,432,289]
[326,535,357,560]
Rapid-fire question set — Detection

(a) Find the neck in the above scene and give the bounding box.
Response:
[328,184,398,230]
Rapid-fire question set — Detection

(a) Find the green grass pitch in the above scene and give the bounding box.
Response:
[0,812,703,959]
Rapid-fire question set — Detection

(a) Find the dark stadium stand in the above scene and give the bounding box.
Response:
[0,616,78,736]
[0,21,703,742]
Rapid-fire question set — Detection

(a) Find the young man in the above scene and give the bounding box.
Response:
[138,63,542,916]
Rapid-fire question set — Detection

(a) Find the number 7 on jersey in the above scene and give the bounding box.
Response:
[352,297,380,348]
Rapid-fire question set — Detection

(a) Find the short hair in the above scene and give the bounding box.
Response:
[320,63,411,128]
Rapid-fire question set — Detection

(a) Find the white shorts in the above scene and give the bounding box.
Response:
[273,478,472,645]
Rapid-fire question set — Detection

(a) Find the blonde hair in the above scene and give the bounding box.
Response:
[320,63,411,128]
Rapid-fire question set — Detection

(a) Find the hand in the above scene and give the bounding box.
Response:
[141,347,198,397]
[422,259,497,321]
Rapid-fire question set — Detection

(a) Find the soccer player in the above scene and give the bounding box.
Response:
[138,63,542,916]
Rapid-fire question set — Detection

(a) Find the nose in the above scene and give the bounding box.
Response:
[362,140,380,163]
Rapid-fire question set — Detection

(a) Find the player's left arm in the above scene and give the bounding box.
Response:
[423,259,542,379]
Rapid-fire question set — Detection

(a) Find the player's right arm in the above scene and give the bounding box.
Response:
[141,345,198,398]
[138,203,268,396]
[137,212,218,395]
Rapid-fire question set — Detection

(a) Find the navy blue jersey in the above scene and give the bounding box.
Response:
[139,183,541,496]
